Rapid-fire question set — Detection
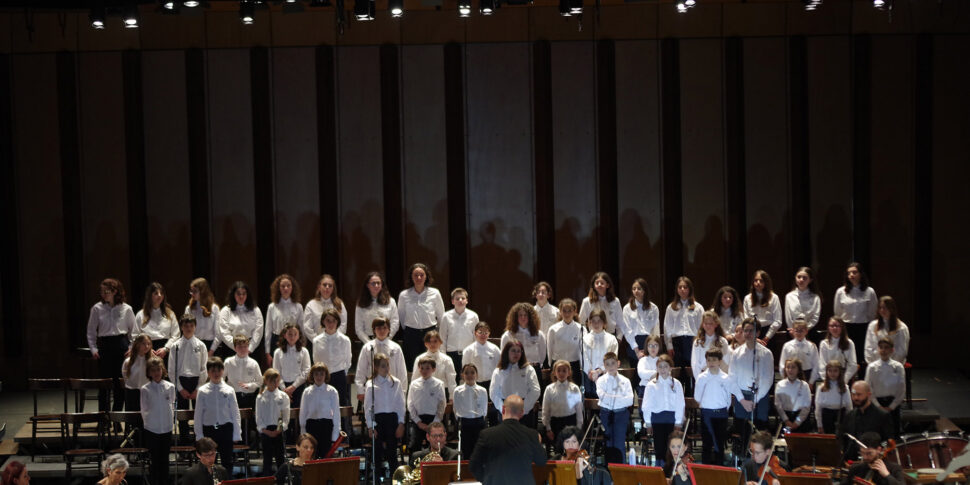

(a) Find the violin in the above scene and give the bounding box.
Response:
[565,448,592,479]
[673,452,695,481]
[756,455,785,481]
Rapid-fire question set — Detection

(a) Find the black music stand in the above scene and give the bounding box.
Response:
[221,477,275,485]
[607,463,667,485]
[302,456,360,485]
[533,460,578,485]
[777,471,834,485]
[420,460,476,485]
[785,433,843,471]
[687,463,741,485]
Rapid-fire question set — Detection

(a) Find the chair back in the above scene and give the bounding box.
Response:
[68,378,112,412]
[60,412,106,449]
[176,408,195,422]
[239,408,255,420]
[28,378,68,415]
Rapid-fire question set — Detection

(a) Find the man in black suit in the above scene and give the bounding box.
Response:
[470,394,547,485]
[840,432,905,485]
[180,437,230,485]
[839,381,894,459]
[410,421,459,465]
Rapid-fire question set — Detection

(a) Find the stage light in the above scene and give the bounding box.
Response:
[354,0,374,20]
[480,0,495,15]
[183,0,200,7]
[873,0,885,8]
[123,6,139,28]
[89,5,106,29]
[240,0,255,24]
[676,1,687,13]
[684,0,695,6]
[162,0,176,10]
[803,0,821,10]
[458,0,471,16]
[389,0,403,17]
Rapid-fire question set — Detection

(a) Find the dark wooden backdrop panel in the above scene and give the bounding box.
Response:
[271,47,322,298]
[615,40,664,308]
[465,42,536,329]
[551,41,599,303]
[400,45,451,295]
[207,49,259,304]
[142,50,193,312]
[679,39,727,305]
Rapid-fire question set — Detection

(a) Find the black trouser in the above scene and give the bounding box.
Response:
[283,381,305,442]
[847,323,868,377]
[236,391,257,410]
[700,408,728,466]
[458,417,486,459]
[97,335,128,412]
[820,407,843,434]
[330,370,350,406]
[202,423,234,471]
[876,396,901,437]
[409,414,435,451]
[568,360,582,387]
[478,380,500,426]
[402,325,436,367]
[151,338,169,352]
[447,351,463,385]
[650,411,676,467]
[519,408,538,430]
[671,336,694,396]
[143,429,171,485]
[305,418,334,459]
[549,414,577,444]
[784,410,813,434]
[261,425,284,476]
[374,412,400,472]
[284,381,305,409]
[176,376,199,442]
[124,388,141,412]
[624,335,647,388]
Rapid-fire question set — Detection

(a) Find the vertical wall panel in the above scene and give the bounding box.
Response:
[401,45,450,294]
[807,36,854,312]
[208,49,257,301]
[743,37,791,289]
[465,43,535,327]
[868,35,915,320]
[0,54,19,359]
[337,46,384,300]
[78,52,131,302]
[12,53,70,376]
[551,41,598,301]
[615,40,664,306]
[272,47,321,296]
[142,50,193,310]
[679,39,726,303]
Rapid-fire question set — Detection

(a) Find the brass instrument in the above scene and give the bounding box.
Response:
[392,448,443,485]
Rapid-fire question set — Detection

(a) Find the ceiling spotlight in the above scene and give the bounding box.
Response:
[354,0,374,20]
[480,0,495,14]
[802,0,821,10]
[684,0,695,6]
[239,1,255,24]
[183,0,200,6]
[873,0,885,8]
[676,1,687,13]
[458,0,471,16]
[389,0,403,17]
[123,6,139,28]
[559,0,581,16]
[89,5,106,29]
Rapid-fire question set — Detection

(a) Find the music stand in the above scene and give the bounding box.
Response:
[221,478,275,485]
[532,461,577,485]
[421,460,476,485]
[302,456,360,485]
[777,471,833,485]
[785,433,843,471]
[687,463,741,485]
[607,464,667,485]
[851,477,875,485]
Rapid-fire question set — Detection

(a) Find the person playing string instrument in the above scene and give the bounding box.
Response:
[741,430,788,485]
[554,426,611,485]
[663,430,694,485]
[839,432,905,485]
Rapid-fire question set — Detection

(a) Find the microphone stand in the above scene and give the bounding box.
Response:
[172,341,180,485]
[371,346,378,485]
[281,412,292,485]
[456,427,462,480]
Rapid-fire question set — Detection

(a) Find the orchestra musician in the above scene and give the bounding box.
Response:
[839,432,905,485]
[741,430,788,485]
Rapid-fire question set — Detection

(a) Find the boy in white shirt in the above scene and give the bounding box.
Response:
[694,349,735,466]
[407,357,447,452]
[440,288,480,381]
[411,330,458,398]
[461,322,501,424]
[193,357,241,470]
[596,352,634,464]
[865,337,906,437]
[224,335,262,409]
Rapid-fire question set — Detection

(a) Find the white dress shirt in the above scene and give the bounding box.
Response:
[219,305,264,353]
[194,380,242,441]
[541,381,584,428]
[439,308,480,353]
[833,286,878,324]
[407,376,447,423]
[500,327,547,366]
[87,302,136,354]
[453,383,489,419]
[818,338,859,380]
[865,358,906,410]
[140,379,176,434]
[303,298,347,340]
[582,330,619,373]
[729,343,775,402]
[299,383,341,439]
[266,299,304,354]
[637,355,658,388]
[641,376,685,426]
[398,287,445,330]
[779,338,820,384]
[134,308,179,346]
[774,378,812,424]
[864,320,910,364]
[490,364,541,412]
[122,355,149,389]
[743,293,783,339]
[168,336,208,392]
[272,346,311,387]
[355,338,407,391]
[256,388,290,432]
[663,301,705,348]
[312,331,352,373]
[462,341,501,383]
[717,308,742,338]
[785,289,821,330]
[694,370,736,410]
[579,296,623,334]
[534,303,560,338]
[185,303,221,351]
[354,298,400,343]
[621,301,660,351]
[691,335,730,378]
[411,350,457,396]
[814,381,851,426]
[596,373,634,410]
[224,355,262,394]
[547,320,582,363]
[364,375,406,427]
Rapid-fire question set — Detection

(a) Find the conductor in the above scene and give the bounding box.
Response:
[470,394,547,485]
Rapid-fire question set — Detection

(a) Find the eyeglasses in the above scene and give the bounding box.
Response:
[368,281,382,287]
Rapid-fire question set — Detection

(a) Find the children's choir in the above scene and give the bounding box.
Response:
[83,262,912,482]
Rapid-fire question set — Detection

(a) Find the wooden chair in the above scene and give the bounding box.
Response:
[234,408,255,477]
[170,408,196,468]
[108,411,150,481]
[60,412,107,480]
[285,407,301,457]
[340,406,361,440]
[68,378,112,414]
[27,378,68,461]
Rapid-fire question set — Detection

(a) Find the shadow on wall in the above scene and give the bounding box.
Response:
[146,216,193,313]
[555,215,597,302]
[470,220,534,332]
[341,199,382,299]
[815,204,853,322]
[214,213,257,304]
[619,208,662,308]
[686,215,727,303]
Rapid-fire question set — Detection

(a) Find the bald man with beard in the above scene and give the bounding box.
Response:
[470,394,547,485]
[838,381,894,459]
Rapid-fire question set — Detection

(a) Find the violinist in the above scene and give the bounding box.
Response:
[555,426,611,485]
[663,430,694,485]
[839,432,905,485]
[741,430,787,485]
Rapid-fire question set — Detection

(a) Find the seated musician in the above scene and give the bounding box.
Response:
[410,422,459,465]
[741,430,788,485]
[838,381,894,459]
[554,426,611,485]
[839,432,905,485]
[663,430,694,485]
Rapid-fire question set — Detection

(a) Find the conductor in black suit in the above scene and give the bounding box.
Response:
[470,394,547,485]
